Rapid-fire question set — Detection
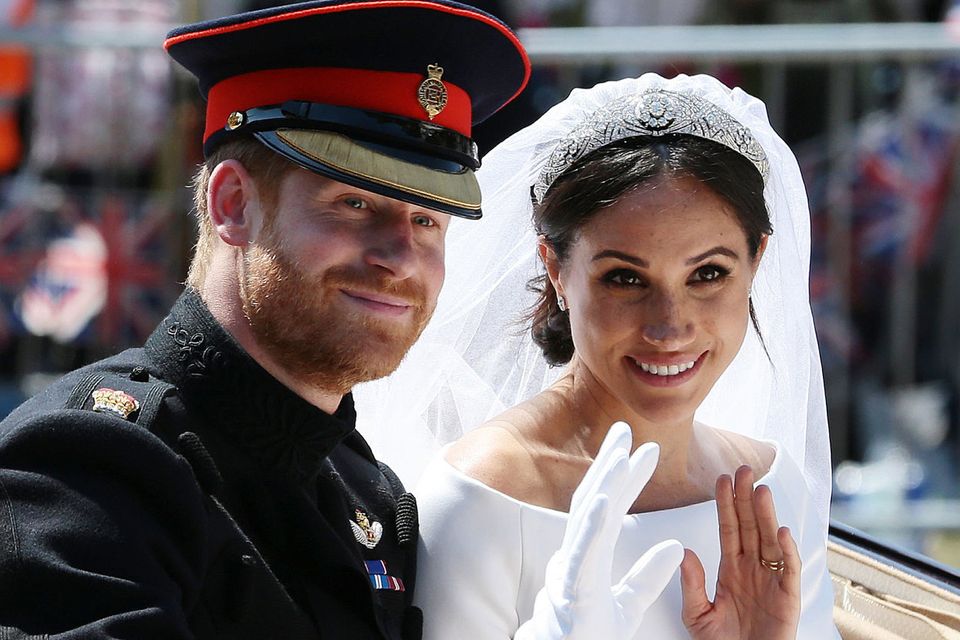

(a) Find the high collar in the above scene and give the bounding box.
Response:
[144,288,358,482]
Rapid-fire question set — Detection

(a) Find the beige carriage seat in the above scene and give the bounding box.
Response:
[828,528,960,640]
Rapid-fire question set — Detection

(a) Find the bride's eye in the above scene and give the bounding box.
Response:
[691,264,730,283]
[605,269,645,287]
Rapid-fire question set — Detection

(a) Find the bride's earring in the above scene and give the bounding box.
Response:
[557,295,567,312]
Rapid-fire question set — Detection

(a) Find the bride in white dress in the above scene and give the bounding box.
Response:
[356,73,839,639]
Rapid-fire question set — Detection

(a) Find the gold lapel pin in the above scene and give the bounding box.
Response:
[91,388,141,420]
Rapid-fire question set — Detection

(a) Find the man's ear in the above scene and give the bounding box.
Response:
[537,236,564,299]
[207,159,265,247]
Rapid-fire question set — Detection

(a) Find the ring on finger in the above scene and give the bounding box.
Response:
[759,557,785,572]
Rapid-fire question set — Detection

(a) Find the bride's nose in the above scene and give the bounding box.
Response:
[640,291,695,350]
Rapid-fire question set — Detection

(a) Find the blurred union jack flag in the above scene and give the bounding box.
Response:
[1,183,184,349]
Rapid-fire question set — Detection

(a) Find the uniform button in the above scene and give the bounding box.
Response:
[240,554,256,566]
[130,366,149,382]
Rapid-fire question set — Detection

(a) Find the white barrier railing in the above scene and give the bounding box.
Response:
[0,22,958,60]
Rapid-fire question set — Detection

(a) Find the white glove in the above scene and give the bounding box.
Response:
[514,422,684,640]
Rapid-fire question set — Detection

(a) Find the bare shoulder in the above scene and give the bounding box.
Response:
[443,404,550,505]
[701,424,777,479]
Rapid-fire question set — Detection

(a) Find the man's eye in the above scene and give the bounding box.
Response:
[344,197,368,209]
[413,214,436,227]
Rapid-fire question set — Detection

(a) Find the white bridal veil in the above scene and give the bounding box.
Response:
[355,73,832,529]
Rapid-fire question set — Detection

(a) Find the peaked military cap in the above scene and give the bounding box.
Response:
[164,0,530,219]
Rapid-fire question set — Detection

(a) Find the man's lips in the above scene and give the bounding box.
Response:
[341,289,416,316]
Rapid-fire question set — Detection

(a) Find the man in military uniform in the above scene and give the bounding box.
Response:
[0,2,529,638]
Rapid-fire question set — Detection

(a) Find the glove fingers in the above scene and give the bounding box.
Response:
[559,492,610,603]
[596,421,633,461]
[570,421,632,515]
[562,447,628,552]
[614,539,684,627]
[612,441,660,516]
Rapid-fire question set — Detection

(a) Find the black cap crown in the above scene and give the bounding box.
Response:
[165,0,530,218]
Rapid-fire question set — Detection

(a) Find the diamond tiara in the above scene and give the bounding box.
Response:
[533,89,769,204]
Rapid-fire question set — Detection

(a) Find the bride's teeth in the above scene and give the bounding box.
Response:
[636,358,698,376]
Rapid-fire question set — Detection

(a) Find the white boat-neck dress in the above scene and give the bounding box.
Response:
[414,443,839,639]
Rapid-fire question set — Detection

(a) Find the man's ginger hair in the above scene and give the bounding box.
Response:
[186,139,296,290]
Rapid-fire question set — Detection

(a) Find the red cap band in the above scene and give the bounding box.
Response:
[205,67,472,143]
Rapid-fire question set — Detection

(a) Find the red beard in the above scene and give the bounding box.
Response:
[240,239,433,395]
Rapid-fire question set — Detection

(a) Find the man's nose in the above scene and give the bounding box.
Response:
[640,291,695,350]
[363,217,417,279]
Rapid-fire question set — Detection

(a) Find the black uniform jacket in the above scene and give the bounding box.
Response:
[0,290,421,639]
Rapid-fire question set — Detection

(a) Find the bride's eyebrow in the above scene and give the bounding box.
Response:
[592,249,647,267]
[686,247,740,265]
[591,247,741,266]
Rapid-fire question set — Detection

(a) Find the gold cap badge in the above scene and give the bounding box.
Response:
[417,63,448,120]
[91,388,140,420]
[226,111,245,130]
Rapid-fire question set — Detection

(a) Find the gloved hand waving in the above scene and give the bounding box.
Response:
[514,421,684,639]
